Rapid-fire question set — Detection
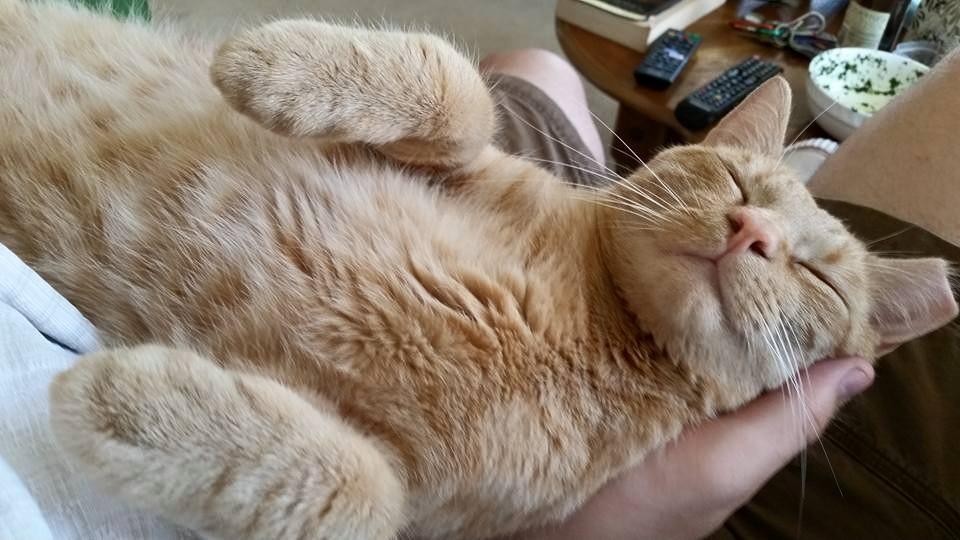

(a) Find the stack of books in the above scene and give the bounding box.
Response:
[556,0,725,52]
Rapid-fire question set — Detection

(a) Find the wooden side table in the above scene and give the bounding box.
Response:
[556,0,844,167]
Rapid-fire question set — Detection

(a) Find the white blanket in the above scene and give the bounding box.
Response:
[0,244,192,539]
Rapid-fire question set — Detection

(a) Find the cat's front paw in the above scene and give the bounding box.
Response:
[211,20,493,167]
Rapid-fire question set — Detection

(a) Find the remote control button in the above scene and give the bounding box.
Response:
[666,49,684,61]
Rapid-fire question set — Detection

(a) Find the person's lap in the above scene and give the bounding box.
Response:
[485,50,960,538]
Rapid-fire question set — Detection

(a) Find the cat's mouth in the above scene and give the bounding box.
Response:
[675,251,740,323]
[676,251,722,293]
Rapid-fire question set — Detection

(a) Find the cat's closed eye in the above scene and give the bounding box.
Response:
[795,259,848,307]
[722,162,746,204]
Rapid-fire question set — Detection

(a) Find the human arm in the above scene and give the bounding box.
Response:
[518,356,874,540]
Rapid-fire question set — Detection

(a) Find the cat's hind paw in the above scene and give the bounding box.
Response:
[50,345,406,540]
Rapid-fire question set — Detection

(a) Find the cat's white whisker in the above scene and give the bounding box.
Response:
[867,249,925,258]
[778,100,839,168]
[604,192,683,226]
[606,223,664,232]
[587,110,690,215]
[572,161,690,221]
[757,316,795,400]
[607,143,695,214]
[763,315,826,528]
[518,156,624,186]
[499,107,691,221]
[523,158,684,224]
[784,318,815,392]
[534,165,681,226]
[500,104,621,180]
[759,311,828,511]
[758,320,804,450]
[863,261,928,275]
[774,318,845,501]
[767,317,805,437]
[776,319,807,439]
[607,214,667,229]
[561,179,685,227]
[865,226,916,247]
[592,152,692,215]
[578,198,667,226]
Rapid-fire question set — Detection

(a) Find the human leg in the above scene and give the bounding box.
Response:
[807,48,960,246]
[481,48,607,181]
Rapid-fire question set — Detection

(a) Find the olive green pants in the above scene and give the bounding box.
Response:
[490,74,960,540]
[712,200,960,540]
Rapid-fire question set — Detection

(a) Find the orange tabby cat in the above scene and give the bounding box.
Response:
[0,2,954,539]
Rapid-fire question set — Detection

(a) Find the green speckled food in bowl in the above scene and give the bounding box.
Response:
[806,48,928,140]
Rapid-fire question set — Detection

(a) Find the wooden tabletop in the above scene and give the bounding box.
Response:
[557,0,845,141]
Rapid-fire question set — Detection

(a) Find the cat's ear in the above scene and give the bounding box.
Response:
[869,257,958,355]
[703,76,791,157]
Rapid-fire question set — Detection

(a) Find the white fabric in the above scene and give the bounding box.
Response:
[0,244,193,539]
[782,137,839,184]
[0,458,53,540]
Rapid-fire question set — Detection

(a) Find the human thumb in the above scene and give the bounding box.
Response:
[706,357,875,501]
[790,357,875,445]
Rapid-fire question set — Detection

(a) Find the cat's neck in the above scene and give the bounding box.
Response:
[455,149,724,417]
[546,205,721,461]
[579,193,727,416]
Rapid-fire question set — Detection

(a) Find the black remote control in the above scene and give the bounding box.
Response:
[674,56,783,130]
[633,29,702,90]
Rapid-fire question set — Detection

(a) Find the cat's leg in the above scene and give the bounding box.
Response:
[49,345,405,540]
[210,20,494,168]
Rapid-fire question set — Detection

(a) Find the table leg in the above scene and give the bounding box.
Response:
[611,105,684,175]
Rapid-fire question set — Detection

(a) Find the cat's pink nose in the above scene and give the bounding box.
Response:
[723,208,780,260]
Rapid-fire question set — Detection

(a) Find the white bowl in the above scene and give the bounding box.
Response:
[806,47,928,141]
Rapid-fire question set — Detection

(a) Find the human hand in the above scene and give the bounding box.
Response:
[519,357,875,540]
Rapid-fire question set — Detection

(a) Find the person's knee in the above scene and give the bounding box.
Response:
[481,48,570,69]
[480,48,582,88]
[480,48,605,164]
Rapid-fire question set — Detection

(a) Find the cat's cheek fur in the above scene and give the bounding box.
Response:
[602,239,758,408]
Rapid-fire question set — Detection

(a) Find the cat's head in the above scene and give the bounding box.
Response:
[601,77,957,403]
